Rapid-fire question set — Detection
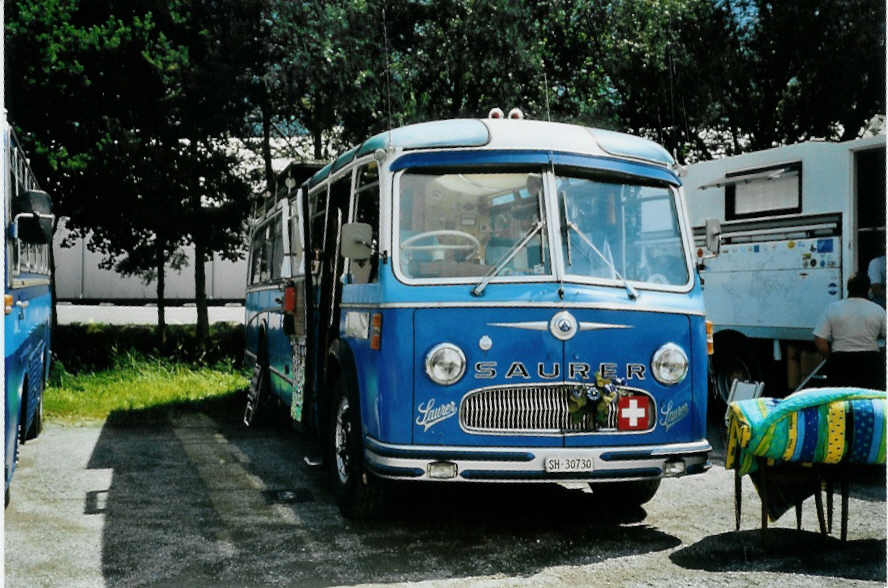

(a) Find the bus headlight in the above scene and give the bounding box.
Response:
[651,343,688,385]
[425,343,466,386]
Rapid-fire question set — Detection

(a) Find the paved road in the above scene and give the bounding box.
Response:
[5,411,886,587]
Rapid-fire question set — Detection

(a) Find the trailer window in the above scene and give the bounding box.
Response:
[725,162,802,220]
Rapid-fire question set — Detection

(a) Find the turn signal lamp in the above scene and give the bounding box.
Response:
[488,107,504,119]
[283,284,297,313]
[370,313,383,350]
[705,320,714,355]
[4,295,12,315]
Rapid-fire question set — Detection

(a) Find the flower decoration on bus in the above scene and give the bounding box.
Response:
[567,374,654,432]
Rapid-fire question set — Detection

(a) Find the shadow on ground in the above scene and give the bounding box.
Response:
[670,529,887,582]
[86,393,681,586]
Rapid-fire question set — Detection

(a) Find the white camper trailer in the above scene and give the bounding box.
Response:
[685,134,885,401]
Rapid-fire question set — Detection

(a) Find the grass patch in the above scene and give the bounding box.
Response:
[46,352,249,424]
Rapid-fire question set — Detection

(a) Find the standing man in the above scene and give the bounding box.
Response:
[813,274,886,389]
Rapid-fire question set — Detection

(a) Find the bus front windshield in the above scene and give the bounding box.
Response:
[556,173,689,287]
[396,169,689,288]
[398,171,551,280]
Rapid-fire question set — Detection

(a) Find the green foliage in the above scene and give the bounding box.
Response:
[7,0,256,340]
[7,0,885,266]
[51,323,245,374]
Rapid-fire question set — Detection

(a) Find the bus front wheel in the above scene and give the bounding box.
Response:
[328,377,383,519]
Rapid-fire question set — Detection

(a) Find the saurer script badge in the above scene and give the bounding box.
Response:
[416,399,457,431]
[658,400,689,431]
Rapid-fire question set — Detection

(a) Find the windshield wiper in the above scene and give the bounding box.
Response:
[563,220,638,300]
[472,220,544,297]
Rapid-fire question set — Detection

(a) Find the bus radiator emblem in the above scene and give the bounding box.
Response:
[416,399,457,431]
[549,311,578,341]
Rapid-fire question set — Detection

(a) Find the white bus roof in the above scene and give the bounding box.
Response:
[307,118,675,188]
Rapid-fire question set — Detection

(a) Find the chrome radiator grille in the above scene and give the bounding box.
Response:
[460,384,599,434]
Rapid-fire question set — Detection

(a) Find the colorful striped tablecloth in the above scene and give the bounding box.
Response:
[726,388,887,477]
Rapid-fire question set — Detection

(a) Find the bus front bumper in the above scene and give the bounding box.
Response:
[363,437,711,483]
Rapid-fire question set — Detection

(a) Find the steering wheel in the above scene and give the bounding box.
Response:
[645,272,669,285]
[400,230,481,261]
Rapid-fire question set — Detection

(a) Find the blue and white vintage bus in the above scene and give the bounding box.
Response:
[245,112,713,518]
[3,120,54,507]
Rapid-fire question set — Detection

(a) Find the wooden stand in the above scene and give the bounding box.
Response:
[733,450,866,544]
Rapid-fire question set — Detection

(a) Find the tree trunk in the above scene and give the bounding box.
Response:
[155,238,167,345]
[49,217,59,334]
[190,135,210,343]
[194,236,209,341]
[261,90,275,195]
[313,125,323,161]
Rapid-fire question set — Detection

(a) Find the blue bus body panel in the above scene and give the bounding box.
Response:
[245,284,293,405]
[412,306,564,447]
[5,284,51,489]
[341,283,415,445]
[343,266,708,452]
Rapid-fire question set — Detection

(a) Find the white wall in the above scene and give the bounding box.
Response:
[53,220,246,302]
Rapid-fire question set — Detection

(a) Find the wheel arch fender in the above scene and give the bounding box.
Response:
[326,339,365,428]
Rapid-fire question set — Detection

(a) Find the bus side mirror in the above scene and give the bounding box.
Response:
[341,223,372,261]
[704,218,721,257]
[13,190,54,244]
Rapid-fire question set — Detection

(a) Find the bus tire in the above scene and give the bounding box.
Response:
[710,336,760,422]
[26,392,43,441]
[328,376,383,519]
[590,478,660,506]
[6,424,20,509]
[18,380,29,445]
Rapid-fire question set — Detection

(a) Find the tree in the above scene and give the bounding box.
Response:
[726,0,885,149]
[151,0,257,340]
[6,0,184,331]
[7,0,255,342]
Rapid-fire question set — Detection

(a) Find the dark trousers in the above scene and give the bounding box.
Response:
[824,351,886,390]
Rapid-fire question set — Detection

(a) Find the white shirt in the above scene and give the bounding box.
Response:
[813,297,886,352]
[868,256,885,286]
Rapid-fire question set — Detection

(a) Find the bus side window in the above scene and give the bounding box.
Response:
[310,185,328,276]
[249,224,266,285]
[290,199,305,277]
[351,163,380,284]
[270,215,284,280]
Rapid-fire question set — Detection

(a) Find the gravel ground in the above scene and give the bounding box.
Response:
[4,414,886,587]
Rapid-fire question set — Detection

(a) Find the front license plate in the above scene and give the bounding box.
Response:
[544,456,594,473]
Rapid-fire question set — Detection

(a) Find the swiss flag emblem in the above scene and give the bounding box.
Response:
[618,396,651,431]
